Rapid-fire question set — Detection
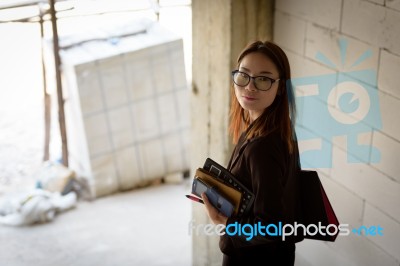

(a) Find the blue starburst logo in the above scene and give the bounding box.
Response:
[291,38,382,168]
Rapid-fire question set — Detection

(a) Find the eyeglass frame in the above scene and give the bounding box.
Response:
[231,70,280,91]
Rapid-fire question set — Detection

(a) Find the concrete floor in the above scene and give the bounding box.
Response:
[0,181,192,266]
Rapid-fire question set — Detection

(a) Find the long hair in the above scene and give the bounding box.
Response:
[229,40,297,154]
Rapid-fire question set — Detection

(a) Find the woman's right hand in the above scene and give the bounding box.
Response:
[202,193,228,226]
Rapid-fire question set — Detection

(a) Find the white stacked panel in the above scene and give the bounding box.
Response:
[60,20,190,197]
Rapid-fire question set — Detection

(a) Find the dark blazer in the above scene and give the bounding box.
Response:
[219,130,302,263]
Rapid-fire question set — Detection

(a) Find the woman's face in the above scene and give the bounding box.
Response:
[234,52,280,122]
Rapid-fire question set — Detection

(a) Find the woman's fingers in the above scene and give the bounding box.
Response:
[201,192,210,204]
[201,192,228,225]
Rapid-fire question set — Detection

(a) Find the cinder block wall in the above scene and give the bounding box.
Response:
[273,0,400,265]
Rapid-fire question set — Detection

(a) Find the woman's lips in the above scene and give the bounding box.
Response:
[242,95,257,101]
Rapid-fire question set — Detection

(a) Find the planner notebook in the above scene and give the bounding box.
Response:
[201,158,255,217]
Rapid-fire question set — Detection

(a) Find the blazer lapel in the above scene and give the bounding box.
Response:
[228,138,251,171]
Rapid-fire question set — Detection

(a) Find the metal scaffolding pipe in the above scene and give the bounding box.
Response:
[49,0,68,166]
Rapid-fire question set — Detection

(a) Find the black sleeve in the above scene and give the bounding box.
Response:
[223,134,287,248]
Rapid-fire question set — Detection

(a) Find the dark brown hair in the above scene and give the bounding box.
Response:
[229,40,297,153]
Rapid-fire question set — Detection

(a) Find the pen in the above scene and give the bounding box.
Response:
[185,194,204,204]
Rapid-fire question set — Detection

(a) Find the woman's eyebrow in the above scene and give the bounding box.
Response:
[239,67,273,75]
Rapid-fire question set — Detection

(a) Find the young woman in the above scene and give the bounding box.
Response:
[202,40,302,265]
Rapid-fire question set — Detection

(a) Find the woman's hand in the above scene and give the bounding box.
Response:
[201,193,228,225]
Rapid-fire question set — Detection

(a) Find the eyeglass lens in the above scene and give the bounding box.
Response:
[233,72,273,91]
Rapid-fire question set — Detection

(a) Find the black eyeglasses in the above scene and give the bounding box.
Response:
[231,70,280,91]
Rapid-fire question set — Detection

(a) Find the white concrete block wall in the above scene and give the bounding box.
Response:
[305,24,380,75]
[296,239,353,266]
[364,204,400,261]
[379,50,400,99]
[330,146,400,221]
[377,89,400,141]
[368,0,385,5]
[372,131,400,182]
[274,0,400,265]
[286,50,335,78]
[326,232,399,266]
[274,11,306,55]
[342,0,400,55]
[387,0,400,12]
[276,0,342,29]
